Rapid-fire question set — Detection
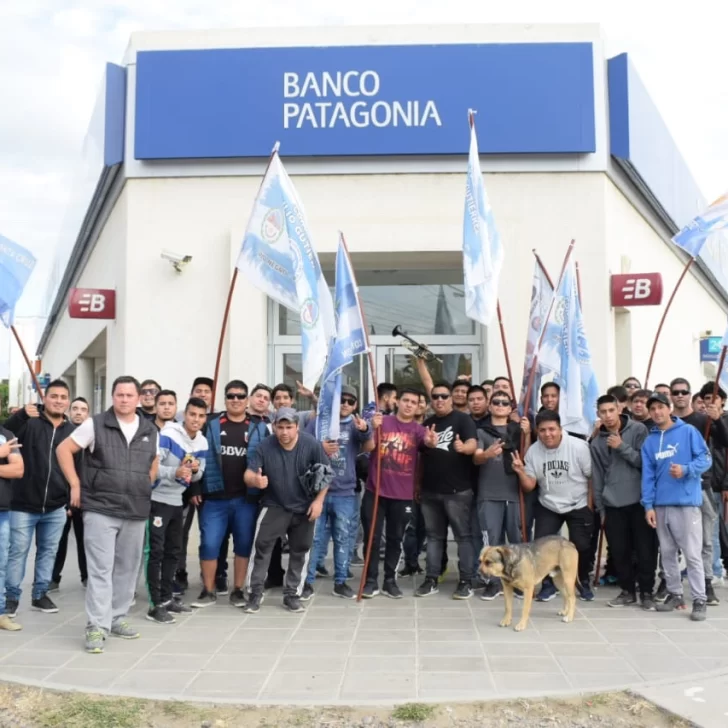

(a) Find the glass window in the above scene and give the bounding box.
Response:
[384,353,473,392]
[279,283,474,337]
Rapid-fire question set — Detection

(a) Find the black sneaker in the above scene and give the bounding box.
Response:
[315,564,330,578]
[361,581,380,599]
[215,576,229,596]
[283,595,305,613]
[453,580,473,600]
[705,580,720,606]
[243,593,262,613]
[229,588,247,608]
[415,577,439,598]
[333,582,356,600]
[398,563,423,578]
[382,579,403,599]
[480,581,504,601]
[31,595,58,613]
[300,583,315,601]
[691,599,708,622]
[656,593,686,612]
[349,552,364,566]
[172,580,184,597]
[607,590,637,608]
[146,606,175,624]
[640,593,657,611]
[654,578,668,603]
[576,580,595,602]
[514,588,525,600]
[174,571,189,591]
[165,598,192,614]
[191,590,217,608]
[48,580,60,592]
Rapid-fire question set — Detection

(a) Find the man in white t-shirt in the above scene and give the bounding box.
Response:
[57,376,159,654]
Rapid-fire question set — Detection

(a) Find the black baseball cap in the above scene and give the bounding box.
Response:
[646,392,670,408]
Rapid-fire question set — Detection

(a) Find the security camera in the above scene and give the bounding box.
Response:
[161,250,192,273]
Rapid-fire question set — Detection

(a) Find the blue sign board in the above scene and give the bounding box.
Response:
[700,336,723,363]
[134,43,596,159]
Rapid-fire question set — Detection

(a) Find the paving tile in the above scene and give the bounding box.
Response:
[47,668,119,689]
[492,671,572,693]
[356,617,416,629]
[478,629,544,643]
[347,656,415,672]
[417,671,494,697]
[340,671,416,699]
[356,629,416,642]
[24,635,84,651]
[417,617,475,629]
[112,670,196,693]
[273,656,348,672]
[351,642,416,656]
[0,649,73,668]
[283,642,351,657]
[568,672,645,689]
[419,641,483,657]
[218,641,285,656]
[622,654,700,676]
[303,617,360,629]
[598,630,671,644]
[558,656,638,674]
[184,671,268,697]
[614,643,684,659]
[292,629,355,643]
[135,652,214,672]
[483,642,551,657]
[677,641,728,658]
[419,655,486,672]
[98,638,162,653]
[695,657,728,670]
[228,629,294,644]
[662,629,728,643]
[0,666,57,682]
[62,651,144,670]
[234,617,299,629]
[260,672,341,699]
[418,629,477,642]
[541,631,608,644]
[551,643,620,657]
[149,639,223,655]
[488,656,559,673]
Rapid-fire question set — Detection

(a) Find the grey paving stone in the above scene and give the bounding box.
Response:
[112,669,197,694]
[284,642,351,657]
[418,629,477,641]
[347,656,414,672]
[149,638,223,654]
[483,642,551,657]
[419,641,483,656]
[558,656,640,674]
[292,629,354,643]
[274,656,348,672]
[0,649,73,668]
[492,671,572,693]
[621,654,700,675]
[663,629,728,643]
[62,651,144,670]
[340,671,416,699]
[356,628,416,642]
[0,666,57,682]
[417,671,494,697]
[261,672,342,700]
[48,668,119,689]
[351,641,417,656]
[541,631,608,644]
[488,655,559,673]
[419,655,487,672]
[597,629,672,644]
[569,672,645,689]
[184,671,268,697]
[356,617,416,629]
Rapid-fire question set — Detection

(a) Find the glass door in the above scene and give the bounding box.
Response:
[375,346,480,393]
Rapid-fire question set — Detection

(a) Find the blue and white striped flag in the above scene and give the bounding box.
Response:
[237,148,334,388]
[462,114,504,326]
[0,234,36,327]
[316,235,369,441]
[673,191,728,258]
[537,260,599,435]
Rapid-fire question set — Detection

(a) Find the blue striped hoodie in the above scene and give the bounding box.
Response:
[154,422,209,506]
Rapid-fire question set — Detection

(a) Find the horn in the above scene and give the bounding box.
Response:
[391,325,443,363]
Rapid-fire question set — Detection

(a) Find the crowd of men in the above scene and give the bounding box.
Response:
[0,365,725,653]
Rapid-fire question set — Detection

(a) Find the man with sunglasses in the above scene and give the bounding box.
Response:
[301,386,374,600]
[190,380,268,609]
[138,380,161,422]
[416,382,478,600]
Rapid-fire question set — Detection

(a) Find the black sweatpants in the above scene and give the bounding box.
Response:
[534,502,594,584]
[247,506,315,598]
[360,490,412,584]
[52,508,87,584]
[605,503,658,595]
[146,501,183,607]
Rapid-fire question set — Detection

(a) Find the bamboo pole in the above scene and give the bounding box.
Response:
[10,325,43,402]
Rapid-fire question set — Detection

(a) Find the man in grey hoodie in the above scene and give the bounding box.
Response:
[591,394,654,610]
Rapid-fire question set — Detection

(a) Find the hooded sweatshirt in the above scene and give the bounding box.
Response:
[154,421,209,506]
[590,415,648,512]
[524,433,592,514]
[641,416,712,510]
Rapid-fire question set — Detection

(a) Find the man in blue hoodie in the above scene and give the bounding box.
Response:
[641,392,712,621]
[301,385,374,600]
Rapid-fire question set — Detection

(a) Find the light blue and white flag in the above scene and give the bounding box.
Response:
[673,191,728,258]
[537,260,599,435]
[519,257,554,415]
[0,234,36,327]
[718,318,728,394]
[237,149,334,388]
[316,235,369,441]
[462,114,504,326]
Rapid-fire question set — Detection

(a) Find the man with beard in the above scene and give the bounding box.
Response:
[138,380,161,422]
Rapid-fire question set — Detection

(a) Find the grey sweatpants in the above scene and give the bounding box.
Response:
[701,491,717,582]
[83,512,146,632]
[655,505,706,601]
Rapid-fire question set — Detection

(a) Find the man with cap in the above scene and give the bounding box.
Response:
[301,385,374,600]
[243,408,332,613]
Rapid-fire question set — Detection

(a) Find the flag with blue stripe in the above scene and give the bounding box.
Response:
[316,235,369,441]
[519,258,554,415]
[237,149,334,388]
[462,114,504,326]
[537,260,599,435]
[673,191,728,258]
[0,234,36,327]
[718,318,728,394]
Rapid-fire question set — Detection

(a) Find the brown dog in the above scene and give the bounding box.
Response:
[479,535,578,631]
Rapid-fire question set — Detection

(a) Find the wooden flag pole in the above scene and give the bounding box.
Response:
[338,234,382,603]
[704,346,728,442]
[10,325,43,402]
[210,144,280,410]
[644,257,695,389]
[532,249,555,289]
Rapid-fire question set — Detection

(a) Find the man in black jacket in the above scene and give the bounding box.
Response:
[57,376,159,654]
[3,380,74,618]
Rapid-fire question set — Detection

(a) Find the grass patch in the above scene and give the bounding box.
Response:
[37,695,145,728]
[391,702,436,722]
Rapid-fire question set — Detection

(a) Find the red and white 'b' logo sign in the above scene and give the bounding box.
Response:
[611,274,663,307]
[69,288,116,319]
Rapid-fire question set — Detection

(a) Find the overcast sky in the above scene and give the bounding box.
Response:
[0,0,726,378]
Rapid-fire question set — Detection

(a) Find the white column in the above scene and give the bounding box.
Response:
[75,357,94,405]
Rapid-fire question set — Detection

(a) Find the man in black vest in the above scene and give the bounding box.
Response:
[57,376,159,654]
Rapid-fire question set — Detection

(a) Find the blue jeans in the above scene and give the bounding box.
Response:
[199,497,258,560]
[307,494,357,584]
[0,512,10,615]
[5,508,67,602]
